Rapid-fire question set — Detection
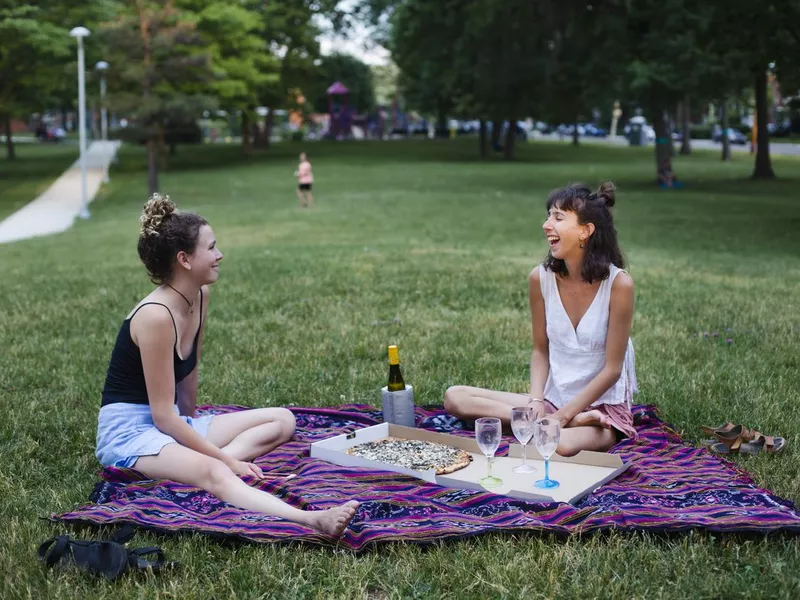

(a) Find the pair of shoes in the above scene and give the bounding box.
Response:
[701,422,786,455]
[38,525,176,580]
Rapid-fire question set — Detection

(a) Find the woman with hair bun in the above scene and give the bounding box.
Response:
[444,182,638,456]
[96,194,358,537]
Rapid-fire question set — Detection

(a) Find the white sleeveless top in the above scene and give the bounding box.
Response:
[539,264,637,409]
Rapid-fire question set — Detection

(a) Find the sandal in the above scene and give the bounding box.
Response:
[38,525,176,580]
[748,432,786,453]
[700,422,737,437]
[703,424,752,450]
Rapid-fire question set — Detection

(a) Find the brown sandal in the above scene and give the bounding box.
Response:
[748,432,786,453]
[700,422,737,437]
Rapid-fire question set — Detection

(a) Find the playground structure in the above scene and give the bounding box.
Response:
[326,81,354,139]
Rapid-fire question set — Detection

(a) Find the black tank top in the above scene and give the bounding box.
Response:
[101,291,203,406]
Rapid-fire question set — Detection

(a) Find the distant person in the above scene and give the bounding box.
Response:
[95,194,358,537]
[658,158,683,189]
[294,152,314,208]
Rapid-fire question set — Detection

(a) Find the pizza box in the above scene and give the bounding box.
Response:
[310,423,631,505]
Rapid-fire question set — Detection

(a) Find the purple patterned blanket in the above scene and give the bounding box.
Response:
[54,404,800,550]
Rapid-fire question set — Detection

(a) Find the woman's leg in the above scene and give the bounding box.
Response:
[206,408,296,461]
[443,386,540,424]
[134,444,358,537]
[555,426,617,457]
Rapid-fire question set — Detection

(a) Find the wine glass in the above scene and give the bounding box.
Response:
[475,417,503,488]
[534,418,561,489]
[510,407,537,474]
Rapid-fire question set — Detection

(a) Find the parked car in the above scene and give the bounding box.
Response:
[712,126,747,145]
[583,123,608,137]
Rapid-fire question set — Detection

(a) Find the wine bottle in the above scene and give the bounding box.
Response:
[387,345,406,392]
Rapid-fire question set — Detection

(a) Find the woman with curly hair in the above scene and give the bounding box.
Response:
[95,194,358,537]
[444,182,638,456]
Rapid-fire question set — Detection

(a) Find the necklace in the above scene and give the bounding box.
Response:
[167,283,195,313]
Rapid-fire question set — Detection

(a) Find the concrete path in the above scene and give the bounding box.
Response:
[0,140,121,244]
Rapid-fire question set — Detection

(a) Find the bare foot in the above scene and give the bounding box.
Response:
[568,410,611,429]
[310,500,360,538]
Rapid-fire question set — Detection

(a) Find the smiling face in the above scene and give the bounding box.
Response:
[184,224,223,284]
[542,206,593,260]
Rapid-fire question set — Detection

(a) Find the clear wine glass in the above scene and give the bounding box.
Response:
[475,417,503,488]
[534,418,561,489]
[510,407,537,474]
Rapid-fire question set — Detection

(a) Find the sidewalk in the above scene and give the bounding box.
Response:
[0,140,121,244]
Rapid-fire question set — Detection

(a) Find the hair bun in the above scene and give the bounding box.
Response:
[596,181,616,208]
[140,193,176,237]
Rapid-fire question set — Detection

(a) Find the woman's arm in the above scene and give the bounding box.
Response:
[552,272,634,425]
[135,304,239,467]
[528,268,550,403]
[176,286,210,416]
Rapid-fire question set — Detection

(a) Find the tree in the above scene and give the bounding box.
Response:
[99,0,215,194]
[191,1,279,155]
[620,0,713,183]
[310,53,376,114]
[258,0,325,147]
[539,2,625,147]
[0,2,71,160]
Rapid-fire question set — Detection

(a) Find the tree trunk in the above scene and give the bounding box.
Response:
[665,112,675,158]
[753,70,775,179]
[479,119,487,158]
[264,109,274,149]
[241,112,252,155]
[572,116,580,146]
[436,102,447,139]
[652,108,675,185]
[503,117,516,160]
[720,101,731,162]
[4,115,15,161]
[491,119,501,150]
[680,94,692,155]
[146,138,159,195]
[157,123,168,171]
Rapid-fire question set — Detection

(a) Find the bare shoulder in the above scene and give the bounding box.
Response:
[528,265,542,285]
[611,271,634,293]
[129,303,175,345]
[132,303,174,329]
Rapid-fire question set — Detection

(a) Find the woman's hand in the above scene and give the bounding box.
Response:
[226,459,264,480]
[548,409,573,429]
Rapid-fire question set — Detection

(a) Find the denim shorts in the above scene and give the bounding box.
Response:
[96,402,214,468]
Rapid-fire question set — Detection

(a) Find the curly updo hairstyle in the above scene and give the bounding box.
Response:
[543,181,624,283]
[137,194,208,284]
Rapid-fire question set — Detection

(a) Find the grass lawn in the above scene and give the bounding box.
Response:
[1,139,799,598]
[0,143,79,222]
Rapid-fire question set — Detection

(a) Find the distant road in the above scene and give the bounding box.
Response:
[535,133,800,157]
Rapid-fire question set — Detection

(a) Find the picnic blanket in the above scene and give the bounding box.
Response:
[53,404,800,551]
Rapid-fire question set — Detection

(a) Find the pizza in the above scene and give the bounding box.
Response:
[346,437,472,475]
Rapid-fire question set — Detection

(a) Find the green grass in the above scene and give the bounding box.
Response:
[2,139,800,599]
[0,143,78,221]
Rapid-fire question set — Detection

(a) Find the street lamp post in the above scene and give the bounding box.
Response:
[70,26,91,220]
[96,61,108,141]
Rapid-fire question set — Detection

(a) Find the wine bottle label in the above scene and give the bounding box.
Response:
[388,345,400,365]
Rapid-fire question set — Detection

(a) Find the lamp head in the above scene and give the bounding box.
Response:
[69,26,90,38]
